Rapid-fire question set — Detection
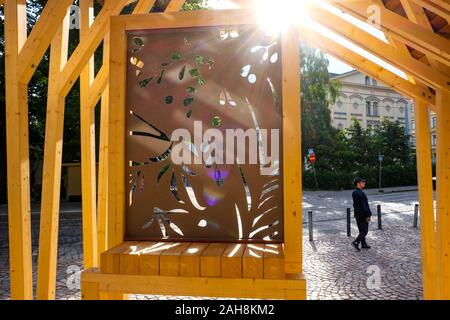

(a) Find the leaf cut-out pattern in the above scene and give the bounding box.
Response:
[126,26,283,242]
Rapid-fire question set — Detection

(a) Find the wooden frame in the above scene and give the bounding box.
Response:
[3,0,450,300]
[107,7,303,272]
[81,268,306,300]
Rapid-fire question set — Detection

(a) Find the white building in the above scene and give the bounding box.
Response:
[329,70,437,159]
[329,70,411,132]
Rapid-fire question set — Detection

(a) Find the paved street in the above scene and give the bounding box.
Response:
[0,187,424,300]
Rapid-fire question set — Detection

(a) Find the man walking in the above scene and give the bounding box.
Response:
[351,177,372,251]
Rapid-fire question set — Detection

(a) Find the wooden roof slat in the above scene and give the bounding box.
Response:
[307,2,450,90]
[329,0,450,67]
[409,0,450,21]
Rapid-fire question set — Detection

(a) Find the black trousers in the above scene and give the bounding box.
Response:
[355,217,369,246]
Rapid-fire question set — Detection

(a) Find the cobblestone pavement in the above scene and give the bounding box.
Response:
[0,189,423,300]
[303,187,426,238]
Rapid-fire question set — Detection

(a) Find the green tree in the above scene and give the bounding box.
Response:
[0,0,207,203]
[374,119,412,166]
[301,44,341,152]
[344,119,376,168]
[300,44,344,189]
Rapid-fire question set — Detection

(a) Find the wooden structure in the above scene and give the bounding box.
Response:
[1,0,449,300]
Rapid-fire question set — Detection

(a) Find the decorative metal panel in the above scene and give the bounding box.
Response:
[125,25,283,242]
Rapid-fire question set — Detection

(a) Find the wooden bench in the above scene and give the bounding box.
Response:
[81,242,306,299]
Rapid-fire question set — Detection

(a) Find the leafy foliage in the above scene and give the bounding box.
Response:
[0,0,208,203]
[304,118,418,190]
[300,43,417,190]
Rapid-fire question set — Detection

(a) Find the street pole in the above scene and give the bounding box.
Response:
[379,159,382,192]
[378,154,384,192]
[312,163,319,191]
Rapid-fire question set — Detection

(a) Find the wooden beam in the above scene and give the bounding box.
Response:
[328,0,450,66]
[378,0,441,107]
[298,25,436,106]
[306,2,450,90]
[282,27,303,274]
[409,0,450,21]
[414,100,437,300]
[435,89,450,299]
[165,0,186,12]
[58,0,129,98]
[4,0,33,300]
[401,0,449,74]
[36,10,70,300]
[87,64,108,110]
[17,0,73,84]
[97,42,109,262]
[112,8,259,30]
[80,0,98,269]
[106,0,195,248]
[87,0,157,111]
[97,0,159,260]
[108,19,127,248]
[133,0,156,13]
[81,269,306,300]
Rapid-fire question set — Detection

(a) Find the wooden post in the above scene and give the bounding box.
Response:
[108,19,127,248]
[4,0,33,300]
[80,0,98,269]
[414,99,437,300]
[97,35,110,262]
[281,26,303,274]
[97,0,159,264]
[435,89,450,299]
[36,10,70,300]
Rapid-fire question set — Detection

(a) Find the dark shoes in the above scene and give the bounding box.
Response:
[362,244,371,249]
[351,241,361,252]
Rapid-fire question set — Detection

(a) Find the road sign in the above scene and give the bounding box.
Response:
[378,154,384,162]
[308,148,315,156]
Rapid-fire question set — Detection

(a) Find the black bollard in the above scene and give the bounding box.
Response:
[308,210,313,242]
[413,204,419,229]
[377,205,382,230]
[347,208,351,237]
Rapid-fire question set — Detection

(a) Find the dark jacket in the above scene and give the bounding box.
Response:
[352,188,372,219]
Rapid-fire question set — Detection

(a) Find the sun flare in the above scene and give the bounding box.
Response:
[255,0,308,34]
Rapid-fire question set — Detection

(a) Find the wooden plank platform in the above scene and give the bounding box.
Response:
[100,242,286,279]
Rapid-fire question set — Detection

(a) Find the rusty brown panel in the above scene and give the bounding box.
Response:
[125,25,283,242]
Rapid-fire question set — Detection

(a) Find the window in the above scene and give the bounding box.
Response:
[337,123,344,130]
[366,101,372,116]
[373,102,378,116]
[337,100,343,108]
[411,120,415,130]
[372,79,378,86]
[353,102,359,110]
[432,116,436,129]
[432,135,437,146]
[385,105,391,112]
[366,101,378,117]
[365,76,371,86]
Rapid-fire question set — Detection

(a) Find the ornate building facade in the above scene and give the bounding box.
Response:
[329,70,436,159]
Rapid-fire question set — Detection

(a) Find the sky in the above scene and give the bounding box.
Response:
[206,0,407,77]
[327,55,354,75]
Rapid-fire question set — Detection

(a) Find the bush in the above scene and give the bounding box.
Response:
[303,120,419,190]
